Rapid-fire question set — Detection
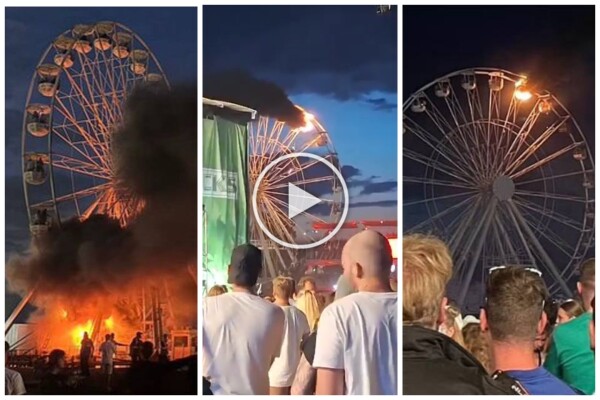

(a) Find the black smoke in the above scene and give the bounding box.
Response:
[7,86,197,316]
[203,70,304,127]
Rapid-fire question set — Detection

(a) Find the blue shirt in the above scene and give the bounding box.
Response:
[507,367,577,395]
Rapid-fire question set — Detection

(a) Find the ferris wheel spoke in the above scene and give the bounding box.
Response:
[403,176,475,190]
[513,197,584,231]
[404,117,474,177]
[510,141,583,180]
[52,128,104,169]
[505,116,569,176]
[269,176,335,191]
[492,211,519,264]
[456,198,496,304]
[506,200,572,295]
[447,196,483,254]
[516,169,593,186]
[404,190,477,207]
[408,194,475,234]
[519,207,577,259]
[52,155,110,180]
[268,194,327,224]
[498,98,542,174]
[514,190,587,203]
[54,96,111,170]
[404,149,472,185]
[60,67,112,150]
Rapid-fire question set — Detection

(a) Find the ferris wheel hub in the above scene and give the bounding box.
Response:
[492,175,515,201]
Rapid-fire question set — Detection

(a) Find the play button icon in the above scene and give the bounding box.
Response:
[252,152,349,250]
[288,183,322,219]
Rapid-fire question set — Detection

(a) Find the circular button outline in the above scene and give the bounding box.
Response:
[251,152,349,250]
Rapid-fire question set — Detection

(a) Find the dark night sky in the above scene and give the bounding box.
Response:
[404,5,594,145]
[4,7,197,315]
[403,5,595,308]
[203,5,398,222]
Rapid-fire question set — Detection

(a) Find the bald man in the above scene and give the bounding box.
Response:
[313,230,397,395]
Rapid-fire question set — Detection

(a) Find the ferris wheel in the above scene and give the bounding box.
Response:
[403,68,594,304]
[22,22,169,234]
[249,110,344,279]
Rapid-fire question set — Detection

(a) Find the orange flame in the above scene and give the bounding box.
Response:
[71,320,93,347]
[300,112,315,132]
[105,316,114,331]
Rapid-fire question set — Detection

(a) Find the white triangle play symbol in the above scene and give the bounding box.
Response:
[288,183,322,219]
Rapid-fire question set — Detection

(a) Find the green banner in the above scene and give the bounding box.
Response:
[202,116,248,290]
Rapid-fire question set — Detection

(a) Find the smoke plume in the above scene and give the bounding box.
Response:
[203,70,304,127]
[7,86,198,323]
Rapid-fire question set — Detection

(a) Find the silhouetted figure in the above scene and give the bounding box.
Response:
[129,332,143,364]
[40,349,76,395]
[99,334,117,392]
[159,334,169,363]
[79,332,94,377]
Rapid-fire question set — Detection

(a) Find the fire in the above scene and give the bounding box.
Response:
[71,320,93,347]
[60,308,68,319]
[105,316,114,330]
[299,112,315,132]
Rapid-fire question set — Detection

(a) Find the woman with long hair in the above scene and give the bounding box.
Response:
[294,290,321,332]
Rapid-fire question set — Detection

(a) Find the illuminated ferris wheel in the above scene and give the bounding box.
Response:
[249,109,344,278]
[22,21,169,233]
[403,68,594,303]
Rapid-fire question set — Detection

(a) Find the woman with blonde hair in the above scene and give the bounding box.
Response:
[438,304,465,347]
[462,322,492,373]
[294,289,321,332]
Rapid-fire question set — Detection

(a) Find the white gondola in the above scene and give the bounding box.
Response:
[434,81,450,97]
[411,97,426,113]
[461,73,477,91]
[25,104,51,137]
[36,64,60,97]
[72,24,94,54]
[130,49,149,75]
[113,32,132,59]
[573,147,587,161]
[488,72,504,91]
[53,36,75,69]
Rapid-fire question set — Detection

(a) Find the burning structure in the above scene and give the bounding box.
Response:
[7,85,198,359]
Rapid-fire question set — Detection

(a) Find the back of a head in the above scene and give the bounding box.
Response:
[442,304,465,347]
[298,276,315,292]
[295,290,321,331]
[228,244,262,287]
[560,299,585,319]
[462,323,492,373]
[403,234,453,328]
[579,258,595,310]
[273,276,295,299]
[486,267,548,342]
[48,349,66,368]
[343,230,393,280]
[207,285,227,297]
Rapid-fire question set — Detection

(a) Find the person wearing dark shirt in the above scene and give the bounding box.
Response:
[129,332,143,364]
[481,266,576,395]
[40,349,76,395]
[79,332,94,377]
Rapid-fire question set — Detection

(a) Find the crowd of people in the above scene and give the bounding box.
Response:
[202,230,398,395]
[403,234,595,395]
[6,330,196,395]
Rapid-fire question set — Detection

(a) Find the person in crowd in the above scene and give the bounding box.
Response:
[203,244,285,395]
[290,279,356,395]
[481,266,576,395]
[313,230,397,395]
[403,234,514,395]
[159,334,169,363]
[5,341,26,395]
[99,334,117,392]
[298,277,317,295]
[129,332,143,364]
[295,289,321,332]
[207,285,228,297]
[462,323,492,373]
[40,349,76,395]
[558,299,585,324]
[590,297,595,351]
[79,331,94,377]
[438,304,465,347]
[333,273,356,301]
[269,276,310,395]
[545,258,595,394]
[535,298,559,366]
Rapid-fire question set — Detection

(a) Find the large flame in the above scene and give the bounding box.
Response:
[299,112,315,132]
[71,320,93,347]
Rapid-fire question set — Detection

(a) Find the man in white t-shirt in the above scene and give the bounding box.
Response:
[313,230,397,395]
[5,341,26,395]
[99,334,117,391]
[269,276,310,394]
[203,244,285,395]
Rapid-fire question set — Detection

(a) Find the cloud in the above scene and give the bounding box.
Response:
[203,5,397,100]
[364,97,397,111]
[360,180,397,195]
[341,165,361,180]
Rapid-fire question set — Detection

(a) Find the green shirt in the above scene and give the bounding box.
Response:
[544,312,595,394]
